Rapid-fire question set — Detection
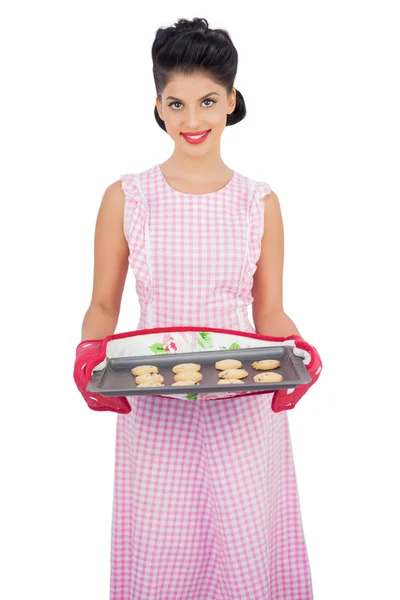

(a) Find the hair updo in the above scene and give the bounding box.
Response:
[151,17,246,132]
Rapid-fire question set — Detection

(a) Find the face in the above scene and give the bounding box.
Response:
[155,72,236,152]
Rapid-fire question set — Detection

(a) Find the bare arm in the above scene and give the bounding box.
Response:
[251,191,302,337]
[81,180,129,341]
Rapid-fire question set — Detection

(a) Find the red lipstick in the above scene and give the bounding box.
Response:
[181,130,211,144]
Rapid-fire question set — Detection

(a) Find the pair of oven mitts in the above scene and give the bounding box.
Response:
[73,334,322,414]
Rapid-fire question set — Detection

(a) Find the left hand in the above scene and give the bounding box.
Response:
[271,337,322,412]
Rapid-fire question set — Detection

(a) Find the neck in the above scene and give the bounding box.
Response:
[165,145,227,179]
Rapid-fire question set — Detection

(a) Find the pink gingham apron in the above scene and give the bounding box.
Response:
[110,164,313,599]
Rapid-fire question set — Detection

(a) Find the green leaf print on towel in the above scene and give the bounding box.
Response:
[185,393,199,401]
[219,342,241,350]
[149,342,168,354]
[197,332,213,348]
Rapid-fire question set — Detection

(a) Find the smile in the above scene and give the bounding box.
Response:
[181,130,211,144]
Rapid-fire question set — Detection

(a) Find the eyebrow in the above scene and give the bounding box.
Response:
[165,92,220,102]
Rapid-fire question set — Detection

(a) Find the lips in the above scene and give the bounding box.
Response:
[181,130,211,144]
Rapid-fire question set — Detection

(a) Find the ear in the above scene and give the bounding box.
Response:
[155,96,163,120]
[228,88,236,115]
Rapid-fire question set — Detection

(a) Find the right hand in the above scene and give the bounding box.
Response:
[73,339,131,413]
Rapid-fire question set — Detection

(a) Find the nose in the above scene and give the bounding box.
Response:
[182,106,205,130]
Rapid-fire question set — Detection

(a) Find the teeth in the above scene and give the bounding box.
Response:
[184,132,208,139]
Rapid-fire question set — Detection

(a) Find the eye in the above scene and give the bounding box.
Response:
[168,98,217,110]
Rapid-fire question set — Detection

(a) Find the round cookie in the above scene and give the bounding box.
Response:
[137,381,165,387]
[218,368,248,379]
[252,359,280,370]
[172,363,201,374]
[171,380,199,386]
[215,358,242,370]
[253,372,283,383]
[217,378,244,384]
[174,371,203,383]
[135,373,164,385]
[131,365,159,376]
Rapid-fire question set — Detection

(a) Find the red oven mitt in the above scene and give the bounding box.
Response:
[73,339,132,413]
[271,335,323,412]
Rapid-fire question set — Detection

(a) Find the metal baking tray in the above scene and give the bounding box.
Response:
[86,345,311,396]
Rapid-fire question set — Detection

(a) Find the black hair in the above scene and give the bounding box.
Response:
[151,17,246,132]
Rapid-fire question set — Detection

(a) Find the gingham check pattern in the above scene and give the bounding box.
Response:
[110,165,313,599]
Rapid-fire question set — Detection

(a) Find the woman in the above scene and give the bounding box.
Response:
[74,17,322,600]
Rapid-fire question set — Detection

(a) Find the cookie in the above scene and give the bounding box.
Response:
[252,359,280,370]
[171,380,199,386]
[135,373,164,385]
[174,371,203,383]
[172,363,201,373]
[131,365,159,376]
[217,378,244,384]
[136,381,165,387]
[218,368,248,379]
[253,372,283,383]
[215,358,242,370]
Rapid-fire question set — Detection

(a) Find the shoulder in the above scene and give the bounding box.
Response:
[265,189,279,203]
[107,179,125,195]
[95,180,126,232]
[102,179,125,208]
[261,189,283,242]
[248,175,282,235]
[263,189,282,218]
[119,165,157,184]
[247,174,278,205]
[241,173,276,208]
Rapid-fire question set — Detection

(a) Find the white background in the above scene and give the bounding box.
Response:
[1,1,399,598]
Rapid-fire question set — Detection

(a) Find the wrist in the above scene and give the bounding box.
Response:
[254,310,301,338]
